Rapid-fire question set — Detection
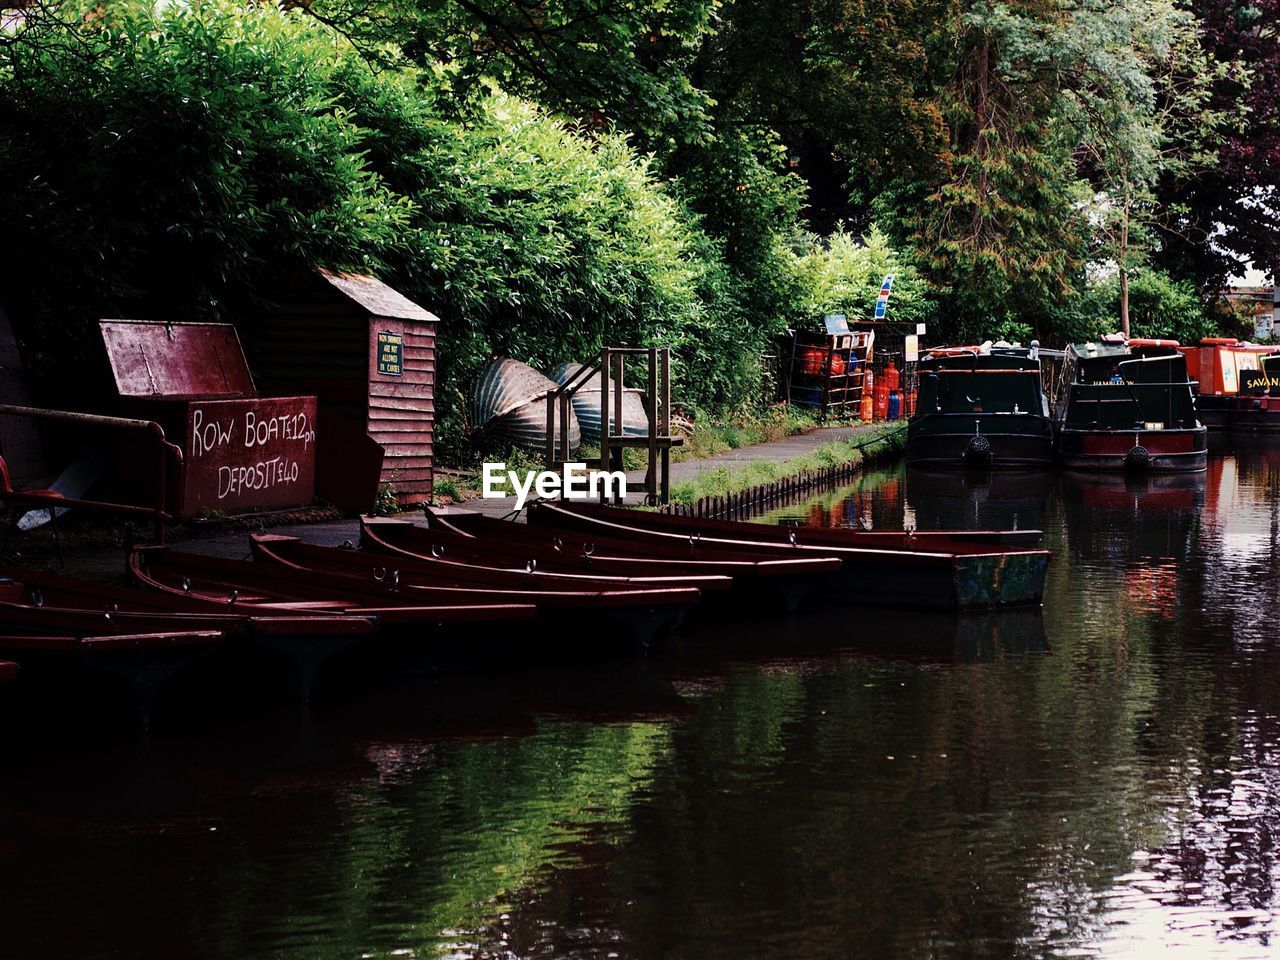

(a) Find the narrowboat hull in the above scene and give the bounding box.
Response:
[907,416,1054,469]
[1196,394,1280,433]
[1055,427,1207,472]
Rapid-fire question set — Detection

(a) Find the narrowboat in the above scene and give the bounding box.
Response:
[907,344,1054,469]
[1178,338,1280,432]
[1053,338,1206,472]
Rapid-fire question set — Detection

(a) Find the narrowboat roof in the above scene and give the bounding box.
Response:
[920,351,1041,372]
[1067,341,1132,359]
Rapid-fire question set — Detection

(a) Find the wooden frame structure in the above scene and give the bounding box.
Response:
[546,347,681,504]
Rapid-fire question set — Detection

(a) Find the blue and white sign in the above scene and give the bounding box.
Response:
[873,273,894,320]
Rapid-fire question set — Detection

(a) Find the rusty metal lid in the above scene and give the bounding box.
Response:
[99,321,256,399]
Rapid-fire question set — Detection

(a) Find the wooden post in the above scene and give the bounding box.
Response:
[559,393,572,464]
[646,347,658,505]
[660,348,671,504]
[545,392,556,469]
[598,348,610,501]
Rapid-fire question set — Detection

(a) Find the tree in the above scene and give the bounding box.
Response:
[1156,0,1279,287]
[299,0,720,145]
[903,0,1090,332]
[1067,0,1234,334]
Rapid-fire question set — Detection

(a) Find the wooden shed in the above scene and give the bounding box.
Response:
[248,269,437,509]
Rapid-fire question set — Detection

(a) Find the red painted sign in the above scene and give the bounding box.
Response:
[181,396,317,515]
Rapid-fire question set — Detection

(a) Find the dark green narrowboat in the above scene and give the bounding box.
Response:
[1052,339,1206,473]
[908,345,1054,470]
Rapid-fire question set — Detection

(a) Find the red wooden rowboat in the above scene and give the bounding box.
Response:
[130,547,544,672]
[0,660,15,683]
[526,501,1051,609]
[412,510,845,610]
[0,565,376,701]
[368,515,842,581]
[248,534,702,653]
[523,500,1044,549]
[0,628,225,726]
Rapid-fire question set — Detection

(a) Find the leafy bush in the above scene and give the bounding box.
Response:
[0,2,935,460]
[792,227,934,330]
[1045,268,1216,346]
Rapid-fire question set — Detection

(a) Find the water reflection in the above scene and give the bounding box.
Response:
[4,450,1280,958]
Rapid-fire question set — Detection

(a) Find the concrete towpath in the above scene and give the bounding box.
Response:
[452,421,895,516]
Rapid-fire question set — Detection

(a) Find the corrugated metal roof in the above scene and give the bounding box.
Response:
[316,269,439,323]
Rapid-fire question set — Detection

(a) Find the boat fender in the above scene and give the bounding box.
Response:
[964,434,992,464]
[1124,445,1152,471]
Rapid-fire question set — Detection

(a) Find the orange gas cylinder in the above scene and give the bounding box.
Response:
[884,361,900,392]
[874,375,890,420]
[799,347,823,376]
[861,372,875,420]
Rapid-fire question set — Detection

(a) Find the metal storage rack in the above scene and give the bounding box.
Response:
[786,331,872,418]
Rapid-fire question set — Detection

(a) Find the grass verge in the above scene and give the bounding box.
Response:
[665,423,907,505]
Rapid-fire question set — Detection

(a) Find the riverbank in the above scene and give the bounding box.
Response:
[40,420,907,578]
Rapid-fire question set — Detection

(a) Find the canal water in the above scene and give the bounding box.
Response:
[3,441,1280,959]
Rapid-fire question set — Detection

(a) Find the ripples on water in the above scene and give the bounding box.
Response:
[4,443,1280,959]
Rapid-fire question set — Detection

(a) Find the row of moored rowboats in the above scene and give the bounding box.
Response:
[0,501,1052,726]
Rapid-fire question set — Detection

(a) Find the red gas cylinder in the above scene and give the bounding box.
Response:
[884,361,900,393]
[861,372,875,420]
[874,375,890,420]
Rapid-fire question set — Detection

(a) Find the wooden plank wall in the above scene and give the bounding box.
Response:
[248,294,367,422]
[367,317,434,504]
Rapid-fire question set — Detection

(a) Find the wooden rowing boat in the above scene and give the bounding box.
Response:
[526,501,1051,609]
[0,565,378,701]
[523,500,1044,549]
[0,628,225,726]
[249,534,704,654]
[130,547,544,674]
[377,514,842,581]
[414,510,845,610]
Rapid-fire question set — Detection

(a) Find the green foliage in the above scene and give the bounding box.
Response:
[0,2,758,455]
[309,0,720,145]
[792,227,934,330]
[0,3,410,388]
[1047,267,1217,345]
[431,476,462,503]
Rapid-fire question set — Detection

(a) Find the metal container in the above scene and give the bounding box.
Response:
[468,359,580,453]
[100,321,318,516]
[551,362,650,443]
